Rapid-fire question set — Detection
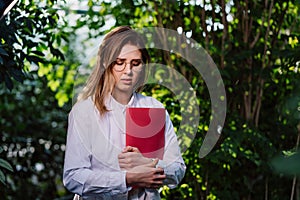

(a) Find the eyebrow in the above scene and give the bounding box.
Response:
[116,58,142,61]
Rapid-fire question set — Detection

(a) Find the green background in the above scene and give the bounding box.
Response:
[0,0,300,199]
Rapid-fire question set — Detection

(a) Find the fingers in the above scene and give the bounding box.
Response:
[131,147,140,153]
[118,153,126,159]
[140,171,165,189]
[153,167,165,180]
[153,173,166,181]
[125,165,166,188]
[122,146,140,153]
[118,153,131,171]
[118,151,138,161]
[148,175,166,189]
[150,167,165,178]
[147,158,159,168]
[122,146,132,153]
[151,172,166,189]
[118,151,136,159]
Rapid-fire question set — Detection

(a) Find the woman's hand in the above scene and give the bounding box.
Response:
[118,146,153,171]
[126,159,166,189]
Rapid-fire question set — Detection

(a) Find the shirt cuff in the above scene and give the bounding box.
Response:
[121,170,131,192]
[156,159,167,169]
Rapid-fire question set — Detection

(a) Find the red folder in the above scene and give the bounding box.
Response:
[126,108,165,159]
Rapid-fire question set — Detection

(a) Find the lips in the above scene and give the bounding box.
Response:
[121,78,132,84]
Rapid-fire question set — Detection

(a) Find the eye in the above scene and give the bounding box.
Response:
[115,59,125,65]
[131,59,142,66]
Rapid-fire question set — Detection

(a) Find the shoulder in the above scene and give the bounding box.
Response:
[134,93,164,108]
[70,97,94,116]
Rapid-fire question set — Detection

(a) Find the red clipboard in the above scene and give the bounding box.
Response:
[126,108,165,159]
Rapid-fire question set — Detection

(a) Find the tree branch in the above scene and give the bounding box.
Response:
[200,2,209,50]
[262,0,274,68]
[290,124,300,200]
[271,1,289,47]
[220,0,228,69]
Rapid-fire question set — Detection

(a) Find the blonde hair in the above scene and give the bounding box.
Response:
[77,26,150,115]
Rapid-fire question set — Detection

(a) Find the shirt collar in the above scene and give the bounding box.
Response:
[107,93,136,113]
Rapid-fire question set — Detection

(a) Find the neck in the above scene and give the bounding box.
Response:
[111,91,133,105]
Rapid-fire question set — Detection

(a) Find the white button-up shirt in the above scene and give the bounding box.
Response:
[63,93,186,199]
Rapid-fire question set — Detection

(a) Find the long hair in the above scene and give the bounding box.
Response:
[77,26,150,115]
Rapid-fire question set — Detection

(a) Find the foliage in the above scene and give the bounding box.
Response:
[272,150,300,176]
[0,72,72,199]
[97,0,299,199]
[1,0,63,89]
[0,0,77,198]
[1,0,300,199]
[0,0,79,106]
[0,158,13,185]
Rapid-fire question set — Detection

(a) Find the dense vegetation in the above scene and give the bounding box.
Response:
[0,0,299,199]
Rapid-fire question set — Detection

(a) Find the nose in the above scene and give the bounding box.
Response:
[124,62,132,73]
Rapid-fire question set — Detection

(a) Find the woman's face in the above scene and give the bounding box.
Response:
[111,43,143,99]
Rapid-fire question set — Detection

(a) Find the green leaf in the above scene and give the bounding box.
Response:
[50,47,65,60]
[9,68,24,83]
[31,50,45,57]
[0,158,14,172]
[271,151,300,176]
[27,55,44,64]
[4,73,13,91]
[0,47,9,56]
[0,170,5,185]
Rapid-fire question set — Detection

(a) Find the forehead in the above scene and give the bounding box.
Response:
[118,44,142,58]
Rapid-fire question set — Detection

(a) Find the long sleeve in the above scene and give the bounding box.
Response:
[63,107,128,198]
[63,94,186,199]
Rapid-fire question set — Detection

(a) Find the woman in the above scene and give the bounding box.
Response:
[63,26,186,199]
